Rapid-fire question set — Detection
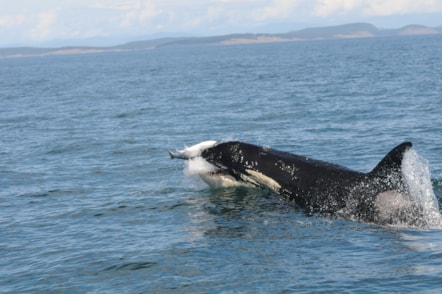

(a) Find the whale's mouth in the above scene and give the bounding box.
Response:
[183,156,252,189]
[169,140,252,188]
[199,171,251,189]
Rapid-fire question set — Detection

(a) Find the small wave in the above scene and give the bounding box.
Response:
[103,261,157,272]
[16,189,70,199]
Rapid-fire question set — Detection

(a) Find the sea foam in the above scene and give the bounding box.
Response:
[402,149,442,228]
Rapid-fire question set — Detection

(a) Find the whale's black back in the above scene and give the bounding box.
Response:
[202,141,412,219]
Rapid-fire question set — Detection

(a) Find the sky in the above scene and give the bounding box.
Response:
[1,0,442,47]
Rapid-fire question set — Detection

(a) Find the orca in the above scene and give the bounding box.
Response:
[169,140,416,224]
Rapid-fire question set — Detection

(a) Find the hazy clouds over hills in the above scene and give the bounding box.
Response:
[1,23,441,58]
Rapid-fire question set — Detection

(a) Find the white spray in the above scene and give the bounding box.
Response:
[185,157,218,177]
[401,149,442,228]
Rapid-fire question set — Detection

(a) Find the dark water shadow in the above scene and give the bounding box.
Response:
[102,261,157,272]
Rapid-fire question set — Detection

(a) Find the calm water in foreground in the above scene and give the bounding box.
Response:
[1,35,442,293]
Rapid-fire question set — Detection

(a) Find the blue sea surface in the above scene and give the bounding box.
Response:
[1,35,442,293]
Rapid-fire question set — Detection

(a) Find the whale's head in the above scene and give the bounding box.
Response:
[169,141,250,188]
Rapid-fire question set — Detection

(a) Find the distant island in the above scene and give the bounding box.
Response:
[1,23,441,58]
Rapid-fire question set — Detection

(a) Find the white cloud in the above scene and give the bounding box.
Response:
[363,0,442,16]
[120,1,163,28]
[30,10,58,41]
[313,0,361,17]
[251,0,305,21]
[182,5,227,29]
[0,14,25,27]
[313,0,442,18]
[1,0,442,46]
[86,0,141,11]
[139,1,163,20]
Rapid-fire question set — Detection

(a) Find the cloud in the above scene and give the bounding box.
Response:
[1,0,442,46]
[313,0,442,18]
[0,14,25,27]
[87,0,141,11]
[119,1,163,28]
[251,0,305,21]
[363,0,442,16]
[139,1,163,20]
[313,0,362,17]
[30,10,58,41]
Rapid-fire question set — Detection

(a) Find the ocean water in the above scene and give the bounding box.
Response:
[1,35,442,293]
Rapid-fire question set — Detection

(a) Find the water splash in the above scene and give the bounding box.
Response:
[183,157,219,189]
[184,157,217,177]
[401,149,442,229]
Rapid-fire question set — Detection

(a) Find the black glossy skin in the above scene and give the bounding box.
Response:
[202,141,412,222]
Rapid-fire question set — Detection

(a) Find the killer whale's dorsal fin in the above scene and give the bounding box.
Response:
[369,142,412,178]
